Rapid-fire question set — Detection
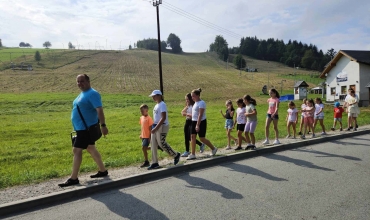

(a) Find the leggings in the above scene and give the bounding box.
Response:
[184,119,202,152]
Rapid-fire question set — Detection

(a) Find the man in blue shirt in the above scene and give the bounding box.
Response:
[59,74,109,187]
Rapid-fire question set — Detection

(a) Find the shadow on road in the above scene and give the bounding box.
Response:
[177,172,243,199]
[220,162,288,181]
[263,154,335,171]
[293,148,362,161]
[350,136,370,142]
[91,178,169,220]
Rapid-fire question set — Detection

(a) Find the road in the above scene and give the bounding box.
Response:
[5,135,370,220]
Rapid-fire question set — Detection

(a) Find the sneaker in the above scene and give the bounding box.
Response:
[90,170,108,178]
[225,145,232,150]
[298,131,302,135]
[349,126,353,129]
[200,143,205,153]
[331,127,335,131]
[58,178,79,187]
[233,139,238,146]
[292,136,296,139]
[140,161,150,168]
[347,128,351,131]
[312,134,316,138]
[210,147,218,156]
[286,135,291,139]
[174,152,181,165]
[262,139,269,145]
[186,154,196,160]
[181,151,190,157]
[273,139,281,145]
[301,135,306,139]
[354,128,357,131]
[321,132,327,135]
[340,128,343,131]
[356,124,358,128]
[147,163,160,170]
[235,146,243,150]
[245,145,256,150]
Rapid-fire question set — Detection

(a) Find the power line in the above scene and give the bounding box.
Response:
[163,2,242,38]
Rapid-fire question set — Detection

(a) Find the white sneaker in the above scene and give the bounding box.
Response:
[246,143,253,147]
[186,154,196,160]
[273,139,281,145]
[210,147,218,156]
[225,145,232,150]
[200,143,205,153]
[321,132,327,135]
[286,135,291,139]
[262,139,269,145]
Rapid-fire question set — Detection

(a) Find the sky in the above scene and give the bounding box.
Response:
[0,0,369,53]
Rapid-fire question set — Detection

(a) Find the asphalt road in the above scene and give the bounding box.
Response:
[5,134,370,220]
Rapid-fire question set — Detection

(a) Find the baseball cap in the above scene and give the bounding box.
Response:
[334,102,340,107]
[149,90,162,97]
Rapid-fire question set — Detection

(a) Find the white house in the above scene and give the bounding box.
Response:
[320,50,370,107]
[293,81,309,100]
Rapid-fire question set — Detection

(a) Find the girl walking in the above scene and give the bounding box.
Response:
[313,98,326,135]
[286,101,298,138]
[234,98,248,150]
[220,100,238,149]
[187,88,218,160]
[181,93,205,157]
[346,89,360,131]
[148,90,180,170]
[263,89,281,145]
[243,95,258,149]
[301,99,315,139]
[298,98,309,135]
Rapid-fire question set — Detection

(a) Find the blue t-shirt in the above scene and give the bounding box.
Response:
[71,88,102,131]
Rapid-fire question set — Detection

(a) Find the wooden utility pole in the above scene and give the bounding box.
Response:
[153,0,164,96]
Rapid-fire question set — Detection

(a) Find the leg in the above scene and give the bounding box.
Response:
[244,132,251,144]
[86,145,106,172]
[292,122,296,137]
[159,125,177,157]
[142,147,148,161]
[287,121,291,136]
[313,119,318,132]
[196,139,203,146]
[199,137,215,150]
[299,117,304,133]
[333,119,337,129]
[226,129,232,146]
[265,118,272,139]
[250,133,256,145]
[272,119,279,140]
[191,134,197,155]
[237,130,243,147]
[71,147,83,179]
[319,119,326,133]
[347,114,352,129]
[184,121,191,152]
[151,129,159,164]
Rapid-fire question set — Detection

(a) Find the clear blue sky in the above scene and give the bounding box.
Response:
[0,0,369,53]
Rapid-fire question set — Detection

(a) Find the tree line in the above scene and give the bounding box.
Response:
[136,33,183,53]
[211,35,337,71]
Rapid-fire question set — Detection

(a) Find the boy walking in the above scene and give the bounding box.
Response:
[139,104,154,168]
[331,102,344,131]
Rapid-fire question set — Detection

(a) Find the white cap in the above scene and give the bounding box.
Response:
[149,90,162,97]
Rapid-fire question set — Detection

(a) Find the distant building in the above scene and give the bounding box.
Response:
[293,80,309,100]
[320,50,370,106]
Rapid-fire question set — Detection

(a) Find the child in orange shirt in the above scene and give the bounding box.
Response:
[331,102,344,131]
[139,104,154,168]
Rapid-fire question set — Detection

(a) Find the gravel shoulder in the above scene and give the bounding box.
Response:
[1,125,369,205]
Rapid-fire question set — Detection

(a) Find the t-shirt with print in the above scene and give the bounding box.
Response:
[334,107,344,118]
[267,97,279,114]
[236,107,246,124]
[139,115,153,138]
[71,88,102,131]
[153,101,169,125]
[245,104,257,122]
[287,108,298,122]
[192,100,207,121]
[315,103,324,117]
[300,104,306,116]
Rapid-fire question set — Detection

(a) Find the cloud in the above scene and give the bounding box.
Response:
[0,0,369,52]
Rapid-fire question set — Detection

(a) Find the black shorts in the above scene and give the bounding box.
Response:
[191,119,207,137]
[237,124,245,131]
[74,130,95,149]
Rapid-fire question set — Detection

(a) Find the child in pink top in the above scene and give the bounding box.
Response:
[301,99,315,139]
[286,101,298,138]
[263,89,280,145]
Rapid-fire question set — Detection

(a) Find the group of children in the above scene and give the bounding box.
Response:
[138,88,360,168]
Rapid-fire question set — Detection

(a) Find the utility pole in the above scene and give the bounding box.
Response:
[153,0,164,96]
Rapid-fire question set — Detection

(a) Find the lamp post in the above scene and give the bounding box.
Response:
[153,0,164,96]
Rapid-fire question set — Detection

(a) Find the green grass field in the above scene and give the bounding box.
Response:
[0,49,369,189]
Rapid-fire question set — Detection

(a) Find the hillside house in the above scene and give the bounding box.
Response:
[320,50,370,107]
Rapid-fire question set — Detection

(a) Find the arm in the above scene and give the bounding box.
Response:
[295,112,298,123]
[316,106,324,115]
[181,106,188,116]
[96,107,108,136]
[220,110,225,118]
[272,101,279,117]
[196,108,205,132]
[151,112,166,133]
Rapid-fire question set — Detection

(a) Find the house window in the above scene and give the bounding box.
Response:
[331,87,336,95]
[341,86,347,94]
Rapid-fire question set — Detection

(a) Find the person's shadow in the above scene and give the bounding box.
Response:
[293,148,362,161]
[263,154,335,171]
[220,162,288,181]
[177,172,243,199]
[90,178,169,220]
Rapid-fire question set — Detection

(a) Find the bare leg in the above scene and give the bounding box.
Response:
[265,118,272,139]
[319,119,326,132]
[86,145,106,172]
[273,119,279,140]
[71,147,83,179]
[199,137,215,150]
[244,132,251,144]
[299,117,304,133]
[287,121,291,136]
[250,133,256,145]
[292,123,296,137]
[142,147,148,161]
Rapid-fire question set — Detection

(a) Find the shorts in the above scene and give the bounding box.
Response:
[304,117,314,125]
[266,114,279,120]
[191,119,207,137]
[236,124,245,131]
[225,119,234,129]
[141,138,150,147]
[244,121,257,133]
[334,118,342,122]
[74,130,95,149]
[314,115,324,120]
[348,113,358,118]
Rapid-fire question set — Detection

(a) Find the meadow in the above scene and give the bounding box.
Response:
[1,49,369,189]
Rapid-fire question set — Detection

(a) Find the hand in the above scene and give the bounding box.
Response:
[101,126,108,136]
[195,125,200,132]
[151,126,158,134]
[139,135,142,139]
